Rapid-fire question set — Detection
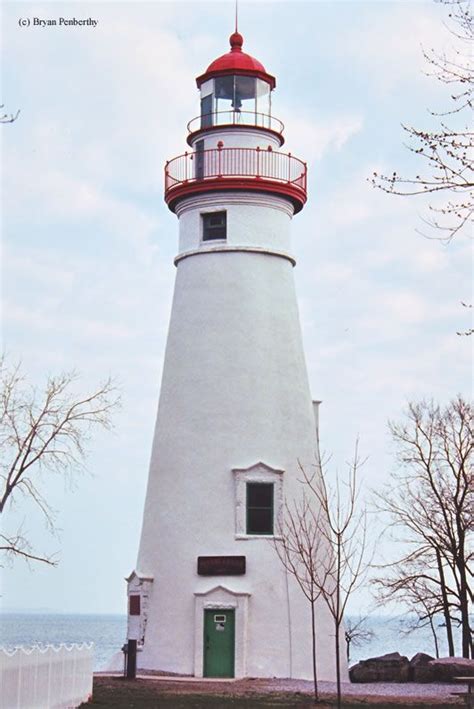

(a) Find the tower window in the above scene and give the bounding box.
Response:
[202,211,227,241]
[246,483,274,535]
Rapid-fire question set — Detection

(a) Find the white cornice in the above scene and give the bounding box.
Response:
[174,245,296,267]
[125,570,154,583]
[232,461,285,476]
[194,585,251,597]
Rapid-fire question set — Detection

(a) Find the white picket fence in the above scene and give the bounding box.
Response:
[0,643,93,709]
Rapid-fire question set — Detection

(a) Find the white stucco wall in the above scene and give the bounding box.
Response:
[176,193,293,255]
[133,192,348,681]
[189,126,282,152]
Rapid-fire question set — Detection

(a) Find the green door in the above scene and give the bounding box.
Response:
[203,609,235,678]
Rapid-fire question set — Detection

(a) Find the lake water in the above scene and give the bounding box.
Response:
[0,613,126,671]
[0,612,452,671]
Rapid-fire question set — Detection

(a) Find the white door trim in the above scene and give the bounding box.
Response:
[193,585,250,678]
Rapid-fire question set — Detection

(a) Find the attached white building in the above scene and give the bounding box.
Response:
[126,28,347,682]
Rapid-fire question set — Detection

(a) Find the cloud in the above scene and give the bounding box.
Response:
[283,111,364,163]
[381,290,429,325]
[328,3,449,92]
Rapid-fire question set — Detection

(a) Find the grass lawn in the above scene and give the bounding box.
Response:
[80,677,462,708]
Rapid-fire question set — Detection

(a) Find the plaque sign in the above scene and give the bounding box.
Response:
[197,555,246,576]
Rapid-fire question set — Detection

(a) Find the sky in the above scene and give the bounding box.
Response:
[1,0,472,617]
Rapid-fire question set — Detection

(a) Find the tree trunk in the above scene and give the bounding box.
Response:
[335,538,342,709]
[435,548,455,656]
[455,529,473,658]
[310,600,319,703]
[457,561,471,658]
[335,621,341,709]
[427,613,440,659]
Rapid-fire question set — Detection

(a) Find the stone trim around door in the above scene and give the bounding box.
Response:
[193,585,250,678]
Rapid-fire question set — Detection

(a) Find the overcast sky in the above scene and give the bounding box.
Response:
[2,0,472,616]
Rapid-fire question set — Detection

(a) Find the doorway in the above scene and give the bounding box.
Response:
[195,139,205,180]
[203,609,235,677]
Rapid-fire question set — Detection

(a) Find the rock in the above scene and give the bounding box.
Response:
[409,652,435,682]
[427,657,474,682]
[349,652,410,683]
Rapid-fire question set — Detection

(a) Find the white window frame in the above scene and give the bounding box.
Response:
[232,461,284,540]
[201,210,227,243]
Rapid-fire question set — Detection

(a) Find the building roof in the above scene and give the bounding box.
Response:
[125,570,154,583]
[196,32,276,90]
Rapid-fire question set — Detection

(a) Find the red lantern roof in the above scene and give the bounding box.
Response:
[196,32,276,90]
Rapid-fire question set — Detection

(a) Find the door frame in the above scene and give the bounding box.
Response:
[193,585,250,678]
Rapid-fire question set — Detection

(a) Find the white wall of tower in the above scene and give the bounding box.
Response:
[176,193,292,255]
[132,191,346,680]
[130,30,347,681]
[189,127,282,152]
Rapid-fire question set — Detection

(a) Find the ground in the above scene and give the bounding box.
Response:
[81,675,467,708]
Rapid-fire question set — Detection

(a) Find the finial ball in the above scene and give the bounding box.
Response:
[229,31,244,50]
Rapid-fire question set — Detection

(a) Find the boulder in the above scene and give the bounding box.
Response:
[427,657,474,682]
[350,652,410,683]
[409,652,435,682]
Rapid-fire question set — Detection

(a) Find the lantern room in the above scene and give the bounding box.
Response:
[165,29,307,215]
[188,32,283,138]
[199,75,271,125]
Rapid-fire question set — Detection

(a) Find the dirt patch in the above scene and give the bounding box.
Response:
[82,676,464,708]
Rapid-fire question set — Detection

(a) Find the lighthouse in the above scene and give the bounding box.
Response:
[126,27,345,681]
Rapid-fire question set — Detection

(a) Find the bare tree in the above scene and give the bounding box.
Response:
[374,557,446,658]
[375,397,473,657]
[457,302,473,337]
[301,444,371,709]
[371,0,473,243]
[345,615,375,663]
[0,358,120,565]
[0,104,20,123]
[274,494,330,704]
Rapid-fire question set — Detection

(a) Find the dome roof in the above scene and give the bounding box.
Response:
[196,32,276,89]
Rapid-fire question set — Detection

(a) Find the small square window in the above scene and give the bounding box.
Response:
[129,595,141,616]
[202,211,226,241]
[246,482,273,535]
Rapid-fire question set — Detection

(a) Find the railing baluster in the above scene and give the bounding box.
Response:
[164,147,306,200]
[217,142,222,178]
[187,111,284,137]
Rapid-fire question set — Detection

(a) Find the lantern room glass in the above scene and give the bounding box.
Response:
[256,79,271,126]
[199,76,272,129]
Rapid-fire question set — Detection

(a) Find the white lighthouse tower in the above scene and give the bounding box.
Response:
[127,27,345,682]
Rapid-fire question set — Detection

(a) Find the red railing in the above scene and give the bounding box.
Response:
[165,146,307,198]
[187,111,285,136]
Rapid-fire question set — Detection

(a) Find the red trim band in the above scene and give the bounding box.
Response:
[165,177,306,214]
